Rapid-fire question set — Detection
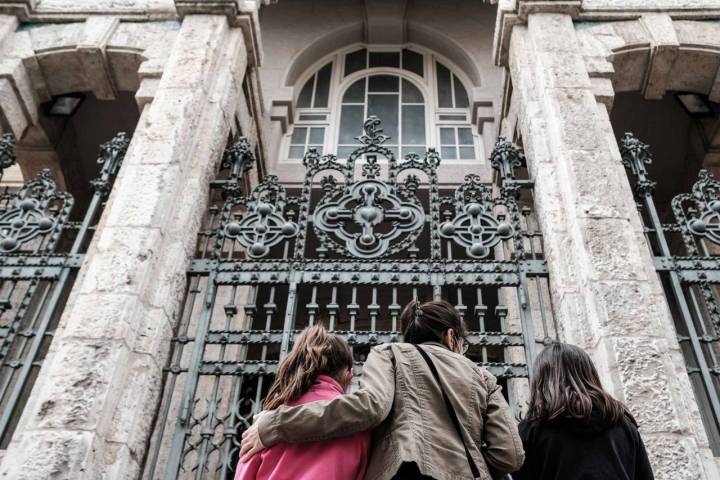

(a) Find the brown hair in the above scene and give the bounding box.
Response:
[263,324,353,411]
[526,342,626,424]
[400,299,467,346]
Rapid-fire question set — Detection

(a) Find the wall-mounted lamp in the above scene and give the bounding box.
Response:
[47,93,85,117]
[675,92,716,118]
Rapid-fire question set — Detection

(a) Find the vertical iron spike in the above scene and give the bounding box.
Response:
[489,136,524,184]
[619,132,656,197]
[91,132,131,196]
[222,137,255,183]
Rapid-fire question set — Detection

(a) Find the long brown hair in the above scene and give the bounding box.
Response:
[263,324,353,411]
[400,299,467,346]
[526,342,625,424]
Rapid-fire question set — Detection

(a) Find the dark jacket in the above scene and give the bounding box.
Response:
[512,408,654,480]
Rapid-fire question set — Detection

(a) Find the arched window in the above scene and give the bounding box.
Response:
[288,46,479,162]
[337,75,425,158]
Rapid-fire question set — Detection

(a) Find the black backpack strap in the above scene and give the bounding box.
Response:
[413,343,481,479]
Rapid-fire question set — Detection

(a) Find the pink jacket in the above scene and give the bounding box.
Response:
[235,375,370,480]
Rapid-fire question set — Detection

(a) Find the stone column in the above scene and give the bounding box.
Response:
[0,15,248,479]
[507,13,719,479]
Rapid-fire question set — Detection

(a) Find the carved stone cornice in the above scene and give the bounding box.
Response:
[493,0,720,67]
[174,0,263,65]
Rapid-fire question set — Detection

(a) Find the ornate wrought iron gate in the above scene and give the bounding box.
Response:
[149,117,555,479]
[0,132,129,446]
[621,133,720,454]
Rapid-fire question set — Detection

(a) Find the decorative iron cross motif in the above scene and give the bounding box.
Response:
[0,169,69,253]
[224,204,298,258]
[689,204,720,245]
[439,175,513,259]
[314,179,424,258]
[223,176,298,258]
[685,170,720,246]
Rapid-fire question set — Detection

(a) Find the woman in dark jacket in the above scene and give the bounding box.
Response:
[513,342,654,480]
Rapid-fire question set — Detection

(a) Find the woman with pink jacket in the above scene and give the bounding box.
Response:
[234,324,369,480]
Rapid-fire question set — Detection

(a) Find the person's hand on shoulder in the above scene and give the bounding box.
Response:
[240,412,268,462]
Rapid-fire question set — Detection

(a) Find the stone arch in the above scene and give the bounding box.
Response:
[0,19,178,197]
[576,18,720,105]
[283,20,483,89]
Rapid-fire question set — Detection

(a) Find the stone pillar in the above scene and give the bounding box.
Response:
[0,14,248,479]
[507,13,719,479]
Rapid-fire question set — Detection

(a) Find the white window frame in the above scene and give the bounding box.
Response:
[284,44,483,164]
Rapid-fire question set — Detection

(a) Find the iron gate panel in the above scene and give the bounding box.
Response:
[148,118,555,479]
[0,132,129,447]
[622,133,720,455]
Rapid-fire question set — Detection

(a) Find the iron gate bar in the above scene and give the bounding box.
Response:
[0,132,129,445]
[156,118,554,479]
[621,132,720,450]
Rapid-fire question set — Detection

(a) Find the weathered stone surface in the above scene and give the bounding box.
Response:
[0,14,250,480]
[0,430,99,480]
[510,12,719,478]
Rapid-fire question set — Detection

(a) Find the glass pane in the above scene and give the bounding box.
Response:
[299,114,327,121]
[368,94,399,141]
[453,75,469,108]
[337,146,356,158]
[458,128,473,145]
[402,80,423,103]
[289,146,305,158]
[440,127,455,145]
[436,62,453,108]
[369,75,399,92]
[401,146,425,157]
[345,49,367,76]
[338,105,364,144]
[459,146,475,160]
[369,51,400,68]
[313,63,332,108]
[402,49,424,77]
[309,145,324,155]
[438,114,466,121]
[402,105,425,145]
[290,127,307,145]
[343,78,366,103]
[297,77,314,108]
[309,127,325,144]
[441,146,457,159]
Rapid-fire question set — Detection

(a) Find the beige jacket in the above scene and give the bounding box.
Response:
[257,342,524,480]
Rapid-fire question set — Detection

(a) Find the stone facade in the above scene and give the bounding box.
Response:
[0,0,716,479]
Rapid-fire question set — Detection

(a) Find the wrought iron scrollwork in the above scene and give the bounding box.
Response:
[307,116,436,259]
[216,137,299,259]
[439,174,513,258]
[438,137,523,259]
[0,133,16,177]
[221,176,298,258]
[621,132,720,453]
[91,132,130,196]
[674,170,720,252]
[0,169,72,253]
[155,118,554,480]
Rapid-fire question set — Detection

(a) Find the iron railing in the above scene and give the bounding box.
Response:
[622,132,720,454]
[147,117,556,479]
[0,132,129,447]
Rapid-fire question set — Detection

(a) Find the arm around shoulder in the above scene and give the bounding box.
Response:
[258,345,396,447]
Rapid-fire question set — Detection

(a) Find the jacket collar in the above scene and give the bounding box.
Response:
[314,374,344,394]
[420,341,450,351]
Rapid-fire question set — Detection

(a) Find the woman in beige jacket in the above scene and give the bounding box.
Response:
[240,300,524,480]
